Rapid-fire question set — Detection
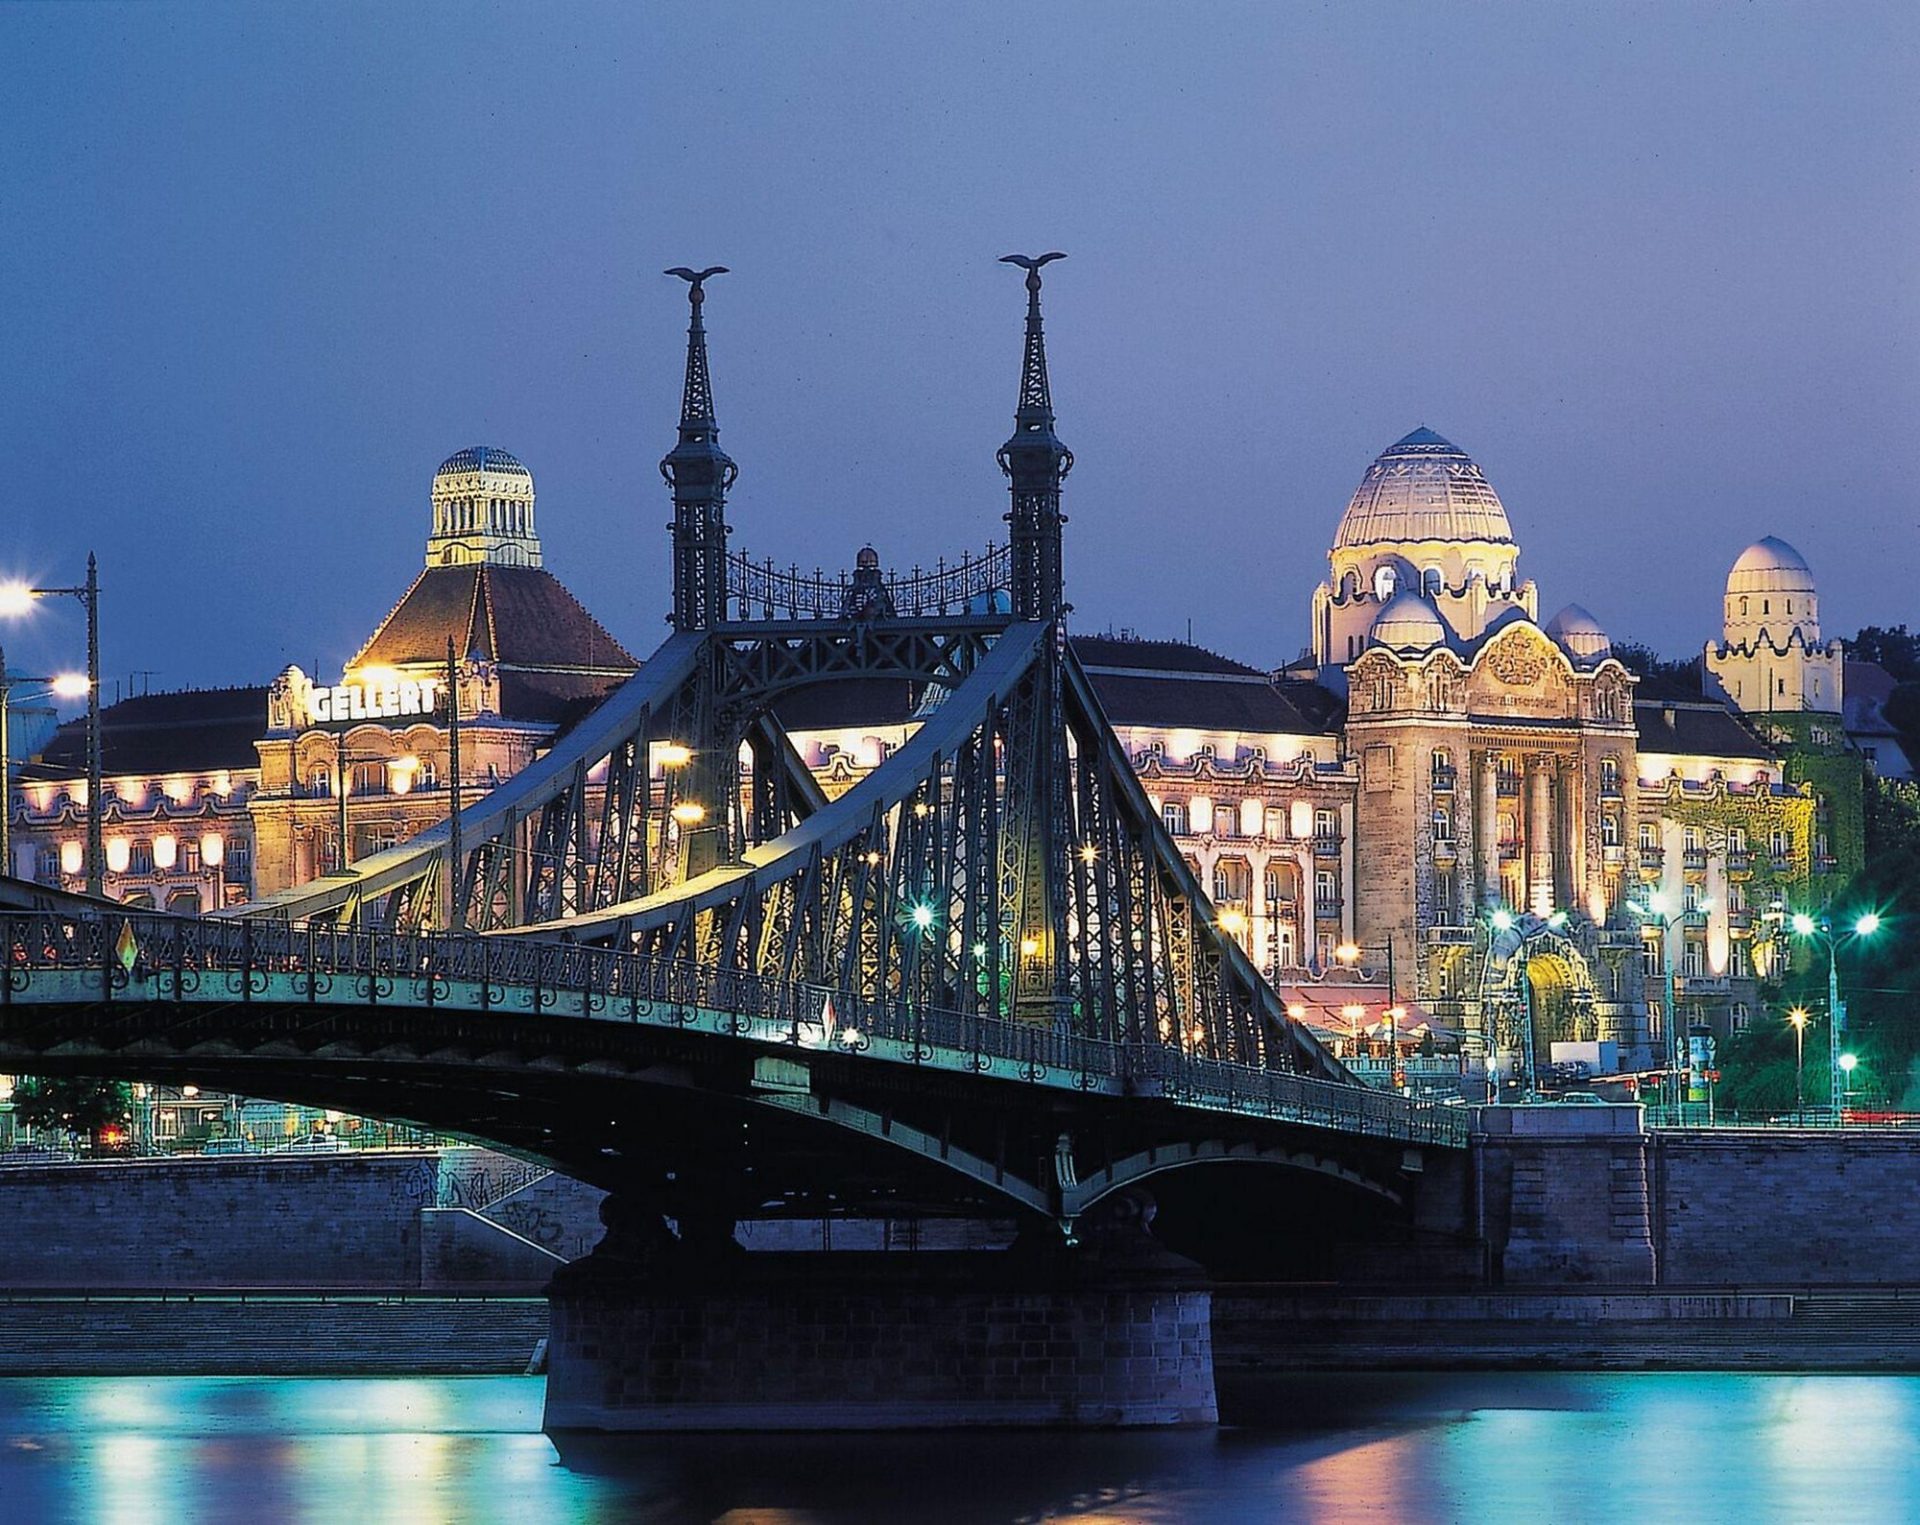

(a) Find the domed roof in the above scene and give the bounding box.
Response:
[1334,428,1514,551]
[1727,536,1814,594]
[435,446,531,482]
[1545,603,1612,666]
[1368,589,1449,654]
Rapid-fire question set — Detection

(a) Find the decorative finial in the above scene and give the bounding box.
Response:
[996,253,1072,622]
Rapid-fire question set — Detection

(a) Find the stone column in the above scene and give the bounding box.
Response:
[1476,751,1500,909]
[1554,756,1579,914]
[1527,760,1554,917]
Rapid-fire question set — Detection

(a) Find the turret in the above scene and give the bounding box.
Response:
[660,266,737,631]
[996,253,1073,622]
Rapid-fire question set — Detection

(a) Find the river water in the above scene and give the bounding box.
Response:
[2,1371,1917,1523]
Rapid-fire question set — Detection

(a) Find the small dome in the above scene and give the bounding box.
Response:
[1368,589,1448,653]
[1728,536,1814,596]
[1545,604,1611,666]
[1334,428,1515,551]
[435,446,532,482]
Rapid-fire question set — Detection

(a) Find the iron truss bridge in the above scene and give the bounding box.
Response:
[724,543,1009,621]
[0,911,1467,1156]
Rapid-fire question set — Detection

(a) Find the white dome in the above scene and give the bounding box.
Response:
[1334,428,1515,551]
[1368,590,1449,653]
[1545,604,1611,666]
[1728,536,1814,596]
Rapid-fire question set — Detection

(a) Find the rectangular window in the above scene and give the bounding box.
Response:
[1643,936,1663,976]
[1314,808,1338,839]
[1639,823,1658,851]
[1682,940,1705,978]
[1213,803,1239,839]
[1161,801,1188,836]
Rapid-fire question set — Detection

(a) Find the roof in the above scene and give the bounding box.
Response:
[351,564,637,722]
[1334,427,1515,550]
[1634,700,1775,762]
[23,687,270,779]
[436,445,530,480]
[1071,636,1262,677]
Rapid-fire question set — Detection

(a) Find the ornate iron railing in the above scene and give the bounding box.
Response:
[724,544,1010,621]
[0,910,1469,1147]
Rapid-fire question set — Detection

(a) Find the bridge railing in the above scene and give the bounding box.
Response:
[0,910,1468,1145]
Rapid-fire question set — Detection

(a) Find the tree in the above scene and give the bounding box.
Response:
[1613,642,1703,702]
[9,1076,134,1145]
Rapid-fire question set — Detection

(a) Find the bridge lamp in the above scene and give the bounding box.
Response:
[909,902,935,932]
[1790,911,1817,937]
[1019,935,1040,959]
[1219,908,1247,937]
[1489,910,1514,933]
[1855,912,1882,937]
[656,743,692,769]
[971,942,988,961]
[1335,941,1361,964]
[1286,1003,1307,1020]
[1079,843,1098,865]
[670,801,706,826]
[912,800,931,819]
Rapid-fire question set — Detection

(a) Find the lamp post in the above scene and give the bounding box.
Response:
[1332,936,1405,1091]
[1839,1051,1858,1113]
[0,644,89,877]
[1790,910,1881,1121]
[0,558,102,895]
[1787,1007,1809,1124]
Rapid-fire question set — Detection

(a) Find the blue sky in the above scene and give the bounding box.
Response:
[2,2,1914,694]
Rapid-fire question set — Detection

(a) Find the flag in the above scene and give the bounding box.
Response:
[819,992,838,1045]
[115,921,139,974]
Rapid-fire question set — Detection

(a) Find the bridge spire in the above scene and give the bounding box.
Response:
[660,266,737,632]
[996,253,1073,623]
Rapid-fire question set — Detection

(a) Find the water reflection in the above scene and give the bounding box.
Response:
[3,1373,1920,1523]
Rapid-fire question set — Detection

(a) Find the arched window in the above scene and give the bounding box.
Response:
[1739,597,1748,616]
[1423,566,1443,598]
[1373,565,1397,600]
[1601,814,1620,847]
[308,766,333,798]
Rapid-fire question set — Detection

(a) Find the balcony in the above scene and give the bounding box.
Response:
[1726,850,1753,876]
[1425,925,1477,947]
[1313,898,1343,920]
[1599,779,1624,800]
[1432,836,1458,862]
[1770,851,1794,872]
[1430,767,1457,794]
[1728,908,1752,933]
[1677,974,1733,998]
[1639,846,1664,870]
[1682,848,1708,872]
[1495,775,1521,799]
[1815,853,1838,875]
[1601,844,1626,868]
[1311,834,1343,858]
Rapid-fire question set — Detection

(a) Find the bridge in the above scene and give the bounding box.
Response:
[0,258,1479,1429]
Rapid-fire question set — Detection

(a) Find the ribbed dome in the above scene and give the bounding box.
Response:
[436,446,531,481]
[1545,604,1611,666]
[1368,589,1449,654]
[1727,536,1814,595]
[1334,428,1514,550]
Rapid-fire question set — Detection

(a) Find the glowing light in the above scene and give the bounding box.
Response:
[1388,1006,1407,1021]
[1840,1052,1858,1073]
[50,673,90,699]
[1079,843,1098,864]
[105,837,131,874]
[59,840,82,875]
[910,903,935,931]
[1286,1003,1307,1020]
[1019,936,1040,958]
[162,775,194,806]
[670,802,706,825]
[1788,1007,1809,1029]
[912,801,931,818]
[151,835,177,871]
[0,583,38,617]
[1490,910,1514,932]
[1791,912,1817,936]
[200,833,224,868]
[971,943,988,960]
[1547,910,1567,929]
[1335,941,1361,964]
[1219,909,1247,936]
[1647,893,1670,917]
[1855,913,1882,937]
[656,743,693,768]
[182,1085,199,1098]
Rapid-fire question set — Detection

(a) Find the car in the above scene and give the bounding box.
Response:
[1549,1092,1611,1105]
[200,1136,260,1156]
[275,1133,346,1154]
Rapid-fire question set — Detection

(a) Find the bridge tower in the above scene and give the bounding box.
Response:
[660,266,737,633]
[997,253,1073,622]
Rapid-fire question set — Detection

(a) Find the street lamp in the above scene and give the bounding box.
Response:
[1787,1007,1809,1124]
[0,557,102,895]
[1789,909,1881,1119]
[0,647,88,876]
[1839,1051,1859,1112]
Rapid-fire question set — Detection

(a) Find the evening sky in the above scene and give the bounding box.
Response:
[2,3,1914,694]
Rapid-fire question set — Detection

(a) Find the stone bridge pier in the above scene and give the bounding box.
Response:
[543,1193,1217,1431]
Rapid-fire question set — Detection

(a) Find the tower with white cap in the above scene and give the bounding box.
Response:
[1704,536,1843,716]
